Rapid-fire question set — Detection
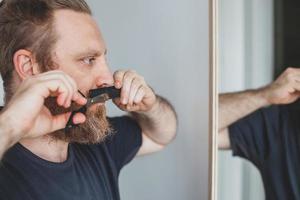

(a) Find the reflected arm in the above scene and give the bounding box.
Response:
[219,89,270,149]
[219,68,300,149]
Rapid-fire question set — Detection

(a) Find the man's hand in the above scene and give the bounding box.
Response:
[261,67,300,105]
[112,69,177,156]
[0,70,87,141]
[113,70,157,112]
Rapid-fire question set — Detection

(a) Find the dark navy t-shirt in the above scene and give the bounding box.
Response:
[0,116,142,200]
[229,101,300,200]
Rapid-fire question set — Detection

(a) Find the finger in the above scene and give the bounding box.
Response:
[55,73,75,108]
[50,112,72,132]
[128,105,140,112]
[72,113,86,124]
[112,98,127,111]
[282,68,300,85]
[64,74,78,107]
[72,92,87,106]
[133,86,146,104]
[36,72,75,108]
[112,98,122,106]
[39,79,70,107]
[125,103,140,112]
[292,80,300,92]
[50,112,86,133]
[294,76,300,85]
[128,78,143,106]
[53,80,71,108]
[113,70,126,89]
[121,71,136,104]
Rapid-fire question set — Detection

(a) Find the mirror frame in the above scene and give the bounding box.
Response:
[209,0,218,199]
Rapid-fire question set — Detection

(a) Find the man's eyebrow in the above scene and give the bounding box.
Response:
[74,49,108,58]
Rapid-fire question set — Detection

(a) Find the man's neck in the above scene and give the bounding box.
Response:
[19,136,69,163]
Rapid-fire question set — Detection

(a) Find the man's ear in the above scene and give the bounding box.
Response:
[13,49,39,80]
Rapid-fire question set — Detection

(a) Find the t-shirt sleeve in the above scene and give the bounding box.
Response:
[105,116,142,171]
[228,105,283,167]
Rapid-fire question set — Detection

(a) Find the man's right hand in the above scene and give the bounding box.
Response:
[261,67,300,105]
[0,70,87,142]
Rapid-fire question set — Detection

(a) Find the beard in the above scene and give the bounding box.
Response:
[44,97,112,144]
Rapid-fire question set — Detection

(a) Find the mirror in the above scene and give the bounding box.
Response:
[218,0,300,200]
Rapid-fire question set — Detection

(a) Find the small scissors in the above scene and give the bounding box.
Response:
[65,86,121,133]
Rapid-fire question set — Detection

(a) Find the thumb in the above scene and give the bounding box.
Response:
[50,112,87,132]
[112,97,121,106]
[50,112,72,133]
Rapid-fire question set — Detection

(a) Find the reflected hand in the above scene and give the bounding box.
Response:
[262,67,300,105]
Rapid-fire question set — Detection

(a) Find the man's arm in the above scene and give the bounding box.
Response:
[131,96,177,156]
[219,67,300,149]
[113,70,177,156]
[0,116,20,159]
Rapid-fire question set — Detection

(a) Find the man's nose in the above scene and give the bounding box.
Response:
[94,63,114,88]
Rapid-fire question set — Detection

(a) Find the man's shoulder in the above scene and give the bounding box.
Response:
[107,115,141,134]
[107,115,134,125]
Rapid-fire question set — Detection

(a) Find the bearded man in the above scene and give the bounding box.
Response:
[0,0,177,199]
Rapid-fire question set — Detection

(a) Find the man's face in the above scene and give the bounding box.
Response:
[46,10,114,143]
[53,10,113,94]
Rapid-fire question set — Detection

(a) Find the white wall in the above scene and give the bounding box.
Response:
[218,0,273,200]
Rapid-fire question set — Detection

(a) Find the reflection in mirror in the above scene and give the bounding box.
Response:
[218,0,300,200]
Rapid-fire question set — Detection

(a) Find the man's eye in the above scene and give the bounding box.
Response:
[82,57,96,65]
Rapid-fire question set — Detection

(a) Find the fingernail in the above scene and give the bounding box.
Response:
[115,81,121,88]
[83,98,87,104]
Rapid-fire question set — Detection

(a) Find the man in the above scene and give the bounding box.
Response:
[219,67,300,200]
[0,0,177,199]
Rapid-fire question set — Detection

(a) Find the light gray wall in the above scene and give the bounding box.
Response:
[85,0,210,200]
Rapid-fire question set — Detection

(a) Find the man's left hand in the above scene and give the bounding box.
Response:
[113,70,157,112]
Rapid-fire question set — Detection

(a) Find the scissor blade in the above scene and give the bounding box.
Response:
[86,94,110,107]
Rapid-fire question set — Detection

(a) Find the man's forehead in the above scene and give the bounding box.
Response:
[53,9,101,35]
[53,9,106,55]
[54,9,95,24]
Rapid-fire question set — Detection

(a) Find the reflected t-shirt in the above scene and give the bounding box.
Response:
[229,101,300,200]
[0,116,142,200]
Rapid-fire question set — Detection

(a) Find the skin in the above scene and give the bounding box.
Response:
[219,67,300,149]
[0,10,177,161]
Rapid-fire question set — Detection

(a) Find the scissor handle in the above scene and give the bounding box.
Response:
[89,87,121,99]
[65,106,87,133]
[65,87,121,133]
